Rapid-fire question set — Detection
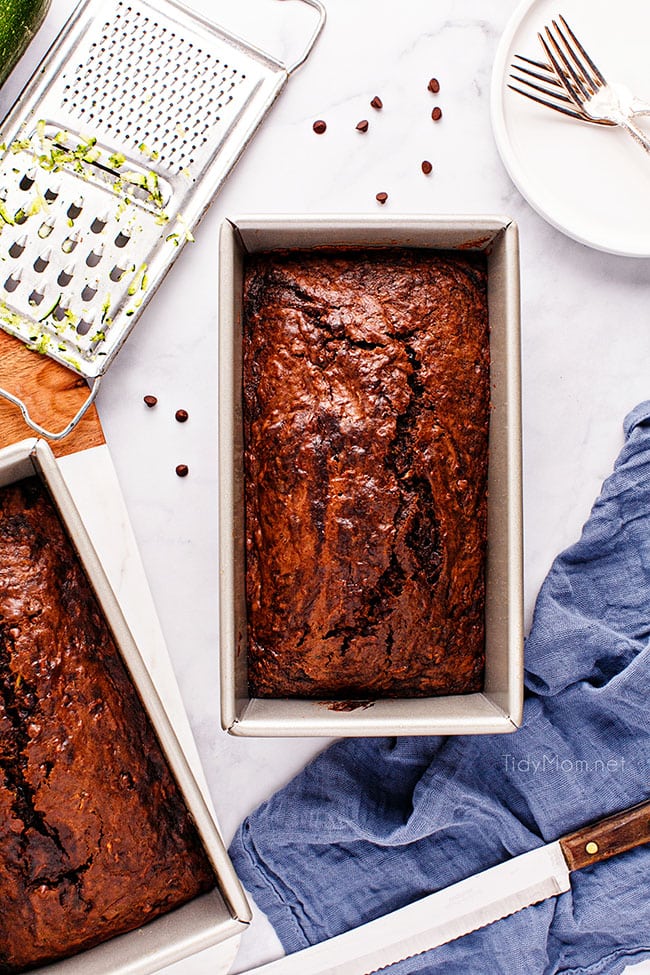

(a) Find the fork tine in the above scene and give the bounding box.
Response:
[507,83,591,122]
[509,68,576,106]
[512,60,569,93]
[551,18,599,94]
[537,30,585,105]
[513,54,551,72]
[543,27,590,100]
[510,54,562,88]
[558,15,606,86]
[513,53,591,90]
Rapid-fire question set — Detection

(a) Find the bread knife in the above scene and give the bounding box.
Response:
[240,799,650,975]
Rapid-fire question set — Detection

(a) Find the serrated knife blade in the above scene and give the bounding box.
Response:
[240,798,650,975]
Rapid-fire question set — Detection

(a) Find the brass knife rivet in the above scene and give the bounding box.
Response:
[585,841,599,855]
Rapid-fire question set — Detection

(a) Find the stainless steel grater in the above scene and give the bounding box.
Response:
[0,0,325,439]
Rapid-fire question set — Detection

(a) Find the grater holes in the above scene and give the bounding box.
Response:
[62,233,80,254]
[58,265,74,287]
[67,198,83,220]
[37,220,55,239]
[4,272,21,293]
[19,169,36,191]
[8,236,26,259]
[90,214,108,233]
[77,314,95,337]
[58,0,252,172]
[81,281,98,301]
[28,290,44,307]
[86,244,104,267]
[33,251,51,273]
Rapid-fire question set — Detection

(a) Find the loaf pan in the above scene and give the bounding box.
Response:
[0,438,251,974]
[219,215,523,737]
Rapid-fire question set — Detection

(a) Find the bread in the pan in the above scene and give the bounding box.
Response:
[242,248,489,699]
[0,476,215,973]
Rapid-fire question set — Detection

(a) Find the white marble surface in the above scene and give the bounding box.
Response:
[3,0,650,972]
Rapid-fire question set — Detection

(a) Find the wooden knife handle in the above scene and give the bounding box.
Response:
[560,799,650,872]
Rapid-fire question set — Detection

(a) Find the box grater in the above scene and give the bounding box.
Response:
[0,0,325,439]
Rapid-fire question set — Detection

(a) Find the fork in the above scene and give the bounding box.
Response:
[509,16,650,154]
[511,55,650,123]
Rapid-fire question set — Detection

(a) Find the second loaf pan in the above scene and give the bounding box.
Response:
[219,215,523,737]
[0,438,251,975]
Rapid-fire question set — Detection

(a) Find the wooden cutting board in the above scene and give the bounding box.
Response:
[0,330,104,455]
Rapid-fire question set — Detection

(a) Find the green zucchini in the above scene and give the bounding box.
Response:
[0,0,51,89]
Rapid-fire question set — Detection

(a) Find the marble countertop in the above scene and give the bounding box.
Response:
[3,0,650,972]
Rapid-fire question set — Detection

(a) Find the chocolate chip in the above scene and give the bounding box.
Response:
[431,106,443,121]
[143,394,157,408]
[313,119,327,134]
[376,191,388,205]
[428,78,440,93]
[421,160,433,175]
[175,409,189,423]
[370,96,383,110]
[175,464,189,478]
[356,119,369,132]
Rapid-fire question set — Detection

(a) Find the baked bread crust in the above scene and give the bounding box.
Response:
[0,477,214,973]
[243,248,489,699]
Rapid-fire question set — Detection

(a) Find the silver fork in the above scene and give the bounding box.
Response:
[509,15,650,154]
[510,55,650,123]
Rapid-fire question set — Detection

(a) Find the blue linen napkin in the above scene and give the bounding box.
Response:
[229,402,650,975]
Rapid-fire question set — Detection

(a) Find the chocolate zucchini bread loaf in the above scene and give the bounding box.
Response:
[243,248,490,699]
[0,477,215,973]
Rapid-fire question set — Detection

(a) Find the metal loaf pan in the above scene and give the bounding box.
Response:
[0,439,251,974]
[219,215,523,737]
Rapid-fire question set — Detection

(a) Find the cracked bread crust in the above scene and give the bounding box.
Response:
[243,248,489,699]
[0,478,215,973]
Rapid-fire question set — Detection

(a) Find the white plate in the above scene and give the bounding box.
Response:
[491,0,650,257]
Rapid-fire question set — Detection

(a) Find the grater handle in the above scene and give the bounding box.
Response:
[0,376,102,442]
[278,0,327,75]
